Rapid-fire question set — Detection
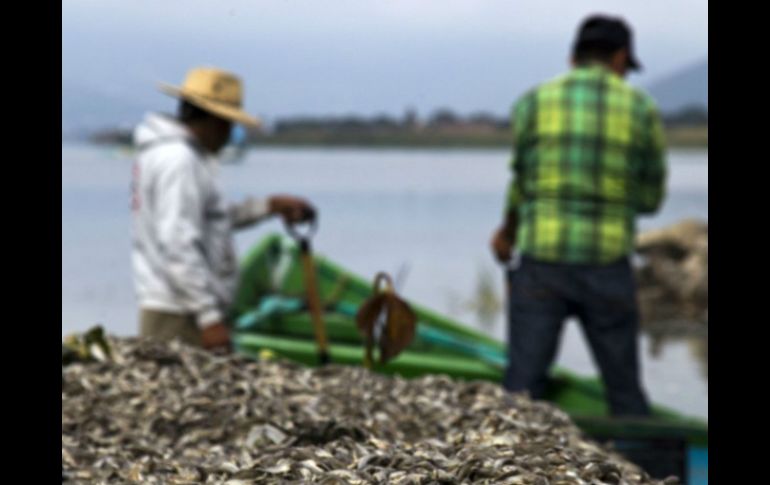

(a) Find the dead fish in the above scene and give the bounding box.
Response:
[62,333,676,485]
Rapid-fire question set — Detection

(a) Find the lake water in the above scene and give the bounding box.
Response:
[62,144,708,419]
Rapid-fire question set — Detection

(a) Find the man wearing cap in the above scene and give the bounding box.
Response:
[131,67,315,350]
[490,16,666,416]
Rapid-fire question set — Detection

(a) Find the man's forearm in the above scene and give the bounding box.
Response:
[636,156,667,215]
[229,197,271,230]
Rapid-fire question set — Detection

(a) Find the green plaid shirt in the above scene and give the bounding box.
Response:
[506,64,667,264]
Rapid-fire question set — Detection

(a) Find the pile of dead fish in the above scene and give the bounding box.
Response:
[63,336,677,484]
[635,219,708,326]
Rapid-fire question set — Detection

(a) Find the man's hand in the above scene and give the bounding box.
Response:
[490,226,513,263]
[268,195,316,224]
[491,209,519,264]
[200,322,231,351]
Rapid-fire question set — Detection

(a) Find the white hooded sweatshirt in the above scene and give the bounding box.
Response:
[131,113,270,327]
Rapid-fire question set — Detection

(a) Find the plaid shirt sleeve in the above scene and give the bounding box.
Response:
[636,100,667,214]
[505,95,534,214]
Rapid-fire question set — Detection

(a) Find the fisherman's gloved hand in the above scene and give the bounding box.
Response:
[200,322,231,352]
[268,195,317,224]
[491,226,514,263]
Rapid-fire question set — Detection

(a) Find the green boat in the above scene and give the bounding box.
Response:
[231,234,708,484]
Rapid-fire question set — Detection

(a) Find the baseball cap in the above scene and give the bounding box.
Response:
[573,15,642,71]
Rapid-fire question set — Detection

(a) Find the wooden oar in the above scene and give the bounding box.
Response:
[286,217,330,365]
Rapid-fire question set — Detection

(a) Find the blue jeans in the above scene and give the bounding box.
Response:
[504,256,651,416]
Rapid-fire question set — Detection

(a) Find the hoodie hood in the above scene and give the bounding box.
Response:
[133,113,193,150]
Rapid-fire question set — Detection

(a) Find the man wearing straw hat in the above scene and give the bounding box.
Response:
[490,16,667,416]
[131,67,315,350]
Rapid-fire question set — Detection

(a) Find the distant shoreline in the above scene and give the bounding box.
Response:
[80,125,708,150]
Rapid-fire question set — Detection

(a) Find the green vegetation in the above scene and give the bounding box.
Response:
[87,106,708,149]
[89,126,707,149]
[665,126,708,148]
[247,131,515,148]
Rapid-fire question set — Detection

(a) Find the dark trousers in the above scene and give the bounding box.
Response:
[504,256,651,416]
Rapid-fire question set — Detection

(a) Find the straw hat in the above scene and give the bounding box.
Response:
[159,67,261,128]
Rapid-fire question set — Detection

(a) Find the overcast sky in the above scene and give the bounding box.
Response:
[62,0,708,121]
